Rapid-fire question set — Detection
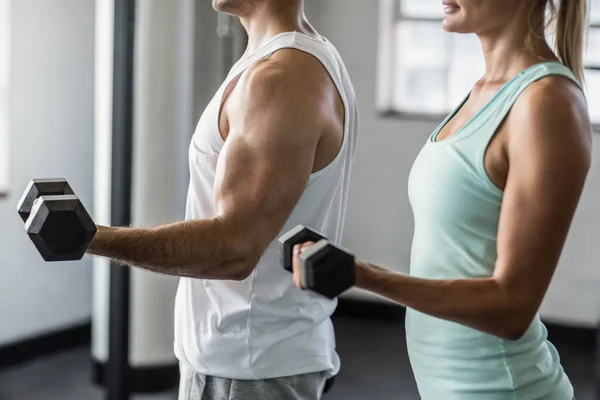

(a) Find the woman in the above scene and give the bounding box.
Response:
[294,0,592,398]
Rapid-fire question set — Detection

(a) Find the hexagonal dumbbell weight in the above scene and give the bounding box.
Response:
[18,179,97,262]
[16,178,74,222]
[279,225,356,299]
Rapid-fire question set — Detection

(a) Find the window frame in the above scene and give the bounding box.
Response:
[585,22,600,131]
[376,0,600,132]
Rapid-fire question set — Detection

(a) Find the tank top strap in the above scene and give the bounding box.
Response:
[224,31,331,86]
[464,61,581,148]
[426,61,583,196]
[228,31,353,177]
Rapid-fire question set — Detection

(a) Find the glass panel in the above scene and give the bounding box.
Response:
[396,21,448,67]
[585,70,600,124]
[448,33,485,108]
[400,0,445,19]
[585,27,600,66]
[394,21,449,113]
[396,67,448,113]
[590,0,600,24]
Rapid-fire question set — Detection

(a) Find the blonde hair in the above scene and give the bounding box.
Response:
[528,0,588,83]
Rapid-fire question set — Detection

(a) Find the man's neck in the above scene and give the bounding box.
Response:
[240,1,317,54]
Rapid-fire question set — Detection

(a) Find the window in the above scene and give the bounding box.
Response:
[0,0,9,197]
[377,0,600,129]
[586,1,600,126]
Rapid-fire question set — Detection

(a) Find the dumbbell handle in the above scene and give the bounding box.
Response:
[279,225,356,298]
[279,224,327,272]
[25,196,49,225]
[299,239,356,290]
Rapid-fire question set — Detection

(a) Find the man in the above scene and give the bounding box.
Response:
[87,0,359,398]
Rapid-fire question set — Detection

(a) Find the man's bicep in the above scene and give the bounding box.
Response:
[214,127,315,226]
[212,71,322,251]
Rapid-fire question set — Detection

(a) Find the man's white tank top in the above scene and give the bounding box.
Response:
[174,31,359,380]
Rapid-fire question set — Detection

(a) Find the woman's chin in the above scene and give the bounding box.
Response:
[442,18,471,34]
[442,19,457,33]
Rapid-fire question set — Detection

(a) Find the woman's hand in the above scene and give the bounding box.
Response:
[291,241,315,290]
[291,241,370,291]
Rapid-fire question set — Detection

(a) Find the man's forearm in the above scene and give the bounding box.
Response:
[87,219,253,280]
[356,262,527,339]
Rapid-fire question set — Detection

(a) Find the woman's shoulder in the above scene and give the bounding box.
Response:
[520,74,585,110]
[508,74,591,144]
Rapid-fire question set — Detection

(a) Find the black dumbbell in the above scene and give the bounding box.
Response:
[279,225,356,299]
[18,179,97,262]
[279,225,327,273]
[16,178,74,222]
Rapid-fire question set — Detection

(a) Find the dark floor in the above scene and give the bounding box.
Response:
[0,315,596,400]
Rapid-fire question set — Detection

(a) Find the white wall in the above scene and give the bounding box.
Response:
[0,0,95,346]
[306,0,600,327]
[0,0,9,195]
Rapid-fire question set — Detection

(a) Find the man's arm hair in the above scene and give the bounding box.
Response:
[88,52,335,279]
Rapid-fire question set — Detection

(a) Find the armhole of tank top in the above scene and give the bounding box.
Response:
[214,34,350,182]
[475,67,581,197]
[280,40,351,182]
[213,72,244,148]
[212,45,283,148]
[213,33,316,148]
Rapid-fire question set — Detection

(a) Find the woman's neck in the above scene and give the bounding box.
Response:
[477,18,557,83]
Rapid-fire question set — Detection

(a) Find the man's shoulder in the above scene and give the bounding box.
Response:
[240,48,335,98]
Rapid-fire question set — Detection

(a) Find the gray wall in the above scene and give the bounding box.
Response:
[193,1,246,119]
[0,0,95,346]
[305,0,600,327]
[194,0,220,119]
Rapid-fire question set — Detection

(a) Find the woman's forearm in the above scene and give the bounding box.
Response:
[355,261,533,340]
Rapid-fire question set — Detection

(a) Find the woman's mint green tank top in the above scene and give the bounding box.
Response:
[406,62,580,400]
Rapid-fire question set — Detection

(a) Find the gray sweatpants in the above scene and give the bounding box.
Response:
[178,362,329,400]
